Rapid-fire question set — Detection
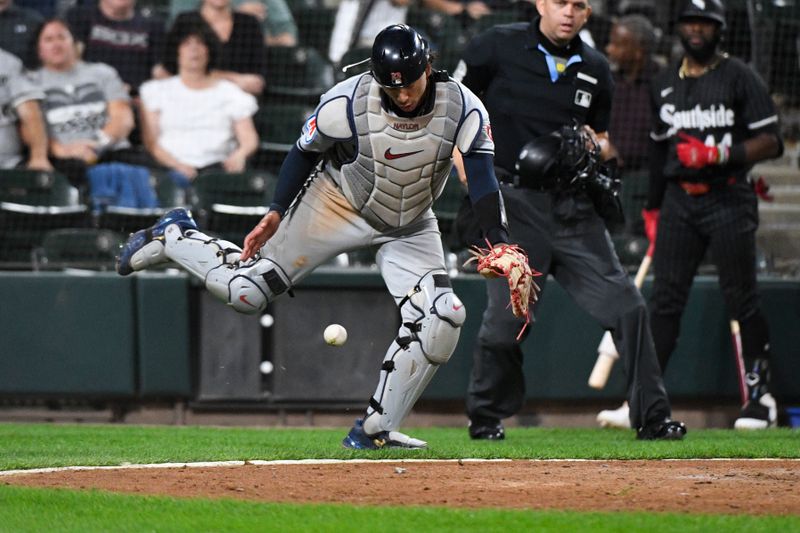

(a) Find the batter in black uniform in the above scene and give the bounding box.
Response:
[457,0,686,440]
[647,0,783,429]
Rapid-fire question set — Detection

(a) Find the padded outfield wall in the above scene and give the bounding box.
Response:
[0,270,798,405]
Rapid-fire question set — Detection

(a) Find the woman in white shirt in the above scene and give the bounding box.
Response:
[139,18,259,183]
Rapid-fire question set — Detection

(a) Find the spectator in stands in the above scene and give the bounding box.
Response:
[604,14,660,174]
[0,47,51,170]
[26,19,141,187]
[171,0,298,47]
[172,0,266,95]
[0,0,43,60]
[328,0,492,64]
[138,18,258,184]
[64,0,167,96]
[235,0,297,47]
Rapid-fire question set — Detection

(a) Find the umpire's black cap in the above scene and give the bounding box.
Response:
[371,24,430,88]
[678,0,726,28]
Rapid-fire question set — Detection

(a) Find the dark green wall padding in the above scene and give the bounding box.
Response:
[0,271,797,403]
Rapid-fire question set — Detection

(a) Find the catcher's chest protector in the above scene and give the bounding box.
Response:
[339,76,462,231]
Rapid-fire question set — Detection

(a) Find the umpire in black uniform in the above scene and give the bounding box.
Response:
[647,0,783,429]
[457,0,685,440]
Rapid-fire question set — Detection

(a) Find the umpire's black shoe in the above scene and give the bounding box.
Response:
[636,419,687,441]
[468,417,505,440]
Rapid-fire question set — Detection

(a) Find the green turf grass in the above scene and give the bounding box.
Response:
[1,423,798,532]
[0,485,797,533]
[0,423,798,470]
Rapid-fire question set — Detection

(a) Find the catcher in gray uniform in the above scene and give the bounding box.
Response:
[117,24,537,449]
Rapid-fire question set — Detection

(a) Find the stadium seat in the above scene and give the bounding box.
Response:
[334,46,371,83]
[193,170,277,243]
[264,46,334,103]
[255,102,315,151]
[32,227,125,271]
[0,169,79,206]
[611,234,649,270]
[294,6,337,54]
[406,8,468,73]
[465,8,528,37]
[0,202,91,267]
[0,169,89,268]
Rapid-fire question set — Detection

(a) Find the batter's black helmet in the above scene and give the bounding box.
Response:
[677,0,726,28]
[371,24,430,88]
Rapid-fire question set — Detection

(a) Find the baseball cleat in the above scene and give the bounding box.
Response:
[636,418,687,441]
[341,419,427,450]
[468,417,505,440]
[597,401,632,429]
[117,208,198,276]
[734,393,777,430]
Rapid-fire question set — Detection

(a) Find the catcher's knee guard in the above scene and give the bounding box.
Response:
[363,271,465,434]
[402,270,466,364]
[163,225,290,314]
[210,257,292,314]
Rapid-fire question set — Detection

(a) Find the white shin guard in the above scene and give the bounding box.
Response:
[363,271,465,435]
[163,225,291,314]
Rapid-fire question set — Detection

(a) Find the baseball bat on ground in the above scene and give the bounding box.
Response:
[588,253,653,389]
[730,319,748,406]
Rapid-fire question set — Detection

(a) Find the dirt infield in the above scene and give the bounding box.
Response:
[4,459,800,515]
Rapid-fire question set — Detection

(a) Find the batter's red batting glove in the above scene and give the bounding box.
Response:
[676,132,729,169]
[754,176,774,202]
[641,208,659,257]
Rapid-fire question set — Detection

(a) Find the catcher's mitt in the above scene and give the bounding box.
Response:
[467,242,541,339]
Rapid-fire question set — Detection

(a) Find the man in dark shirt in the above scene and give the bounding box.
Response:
[66,0,166,95]
[456,0,685,441]
[0,0,43,60]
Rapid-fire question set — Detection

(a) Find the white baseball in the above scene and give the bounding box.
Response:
[323,324,348,346]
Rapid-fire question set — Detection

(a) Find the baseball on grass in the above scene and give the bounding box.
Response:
[323,324,348,346]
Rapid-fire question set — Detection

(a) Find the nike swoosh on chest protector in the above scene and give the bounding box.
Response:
[384,148,424,160]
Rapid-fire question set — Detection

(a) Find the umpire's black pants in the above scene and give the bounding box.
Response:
[466,186,672,429]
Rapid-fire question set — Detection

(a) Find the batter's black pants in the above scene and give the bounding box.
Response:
[649,181,770,371]
[467,186,672,430]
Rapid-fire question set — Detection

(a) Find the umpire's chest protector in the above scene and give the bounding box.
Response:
[317,75,465,231]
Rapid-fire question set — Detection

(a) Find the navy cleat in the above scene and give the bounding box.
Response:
[342,419,427,450]
[636,418,687,441]
[116,208,197,276]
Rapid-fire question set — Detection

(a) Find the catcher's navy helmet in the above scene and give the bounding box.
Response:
[678,0,726,28]
[371,24,430,88]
